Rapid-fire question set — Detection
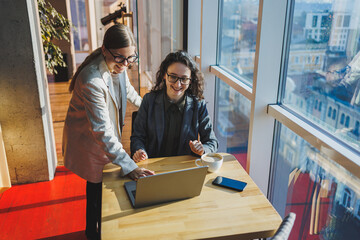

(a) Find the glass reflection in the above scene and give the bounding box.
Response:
[283,0,360,150]
[218,0,259,85]
[214,79,250,169]
[271,124,360,239]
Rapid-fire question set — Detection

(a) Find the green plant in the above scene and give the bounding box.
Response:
[38,0,71,74]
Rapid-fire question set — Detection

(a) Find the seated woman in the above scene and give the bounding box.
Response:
[131,51,218,162]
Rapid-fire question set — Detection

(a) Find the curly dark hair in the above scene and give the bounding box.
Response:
[152,50,204,99]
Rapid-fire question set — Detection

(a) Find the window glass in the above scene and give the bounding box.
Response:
[94,1,123,48]
[214,78,250,169]
[282,0,360,150]
[70,0,89,52]
[217,0,259,85]
[271,124,360,239]
[137,0,183,86]
[161,0,183,59]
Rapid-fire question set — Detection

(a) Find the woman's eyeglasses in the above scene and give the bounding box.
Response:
[166,72,191,85]
[106,47,138,64]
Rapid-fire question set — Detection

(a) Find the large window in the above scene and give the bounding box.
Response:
[269,1,360,239]
[218,0,259,85]
[212,0,259,170]
[199,3,360,237]
[282,0,360,150]
[271,124,360,239]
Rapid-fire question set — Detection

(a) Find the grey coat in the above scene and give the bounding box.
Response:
[63,54,141,183]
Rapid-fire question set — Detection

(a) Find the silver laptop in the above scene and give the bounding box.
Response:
[124,166,208,208]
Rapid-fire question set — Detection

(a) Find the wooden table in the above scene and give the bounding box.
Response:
[101,154,282,239]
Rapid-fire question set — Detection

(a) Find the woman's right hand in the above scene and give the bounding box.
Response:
[128,167,155,180]
[133,149,148,162]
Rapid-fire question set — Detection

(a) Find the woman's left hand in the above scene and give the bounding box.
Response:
[189,140,204,156]
[133,149,148,162]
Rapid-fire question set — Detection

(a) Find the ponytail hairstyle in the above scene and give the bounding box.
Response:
[69,24,136,92]
[152,50,204,99]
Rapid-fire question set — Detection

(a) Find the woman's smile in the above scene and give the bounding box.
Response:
[165,62,191,102]
[171,85,183,92]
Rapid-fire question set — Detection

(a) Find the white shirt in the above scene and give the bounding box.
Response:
[111,72,122,108]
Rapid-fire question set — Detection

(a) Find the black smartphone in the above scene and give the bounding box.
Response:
[212,176,247,192]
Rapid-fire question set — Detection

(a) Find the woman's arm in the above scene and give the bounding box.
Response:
[130,94,149,158]
[125,71,142,108]
[197,100,219,154]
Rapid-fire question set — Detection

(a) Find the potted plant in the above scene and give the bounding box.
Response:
[38,0,72,79]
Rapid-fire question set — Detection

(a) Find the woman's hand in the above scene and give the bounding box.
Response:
[189,140,204,156]
[133,149,148,162]
[128,167,155,180]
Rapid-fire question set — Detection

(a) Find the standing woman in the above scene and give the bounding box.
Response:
[62,24,154,240]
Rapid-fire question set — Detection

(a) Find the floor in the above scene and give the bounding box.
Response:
[0,167,87,240]
[0,69,144,240]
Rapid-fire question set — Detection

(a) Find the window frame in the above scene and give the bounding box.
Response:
[196,0,360,196]
[198,0,220,119]
[187,0,201,56]
[342,188,352,209]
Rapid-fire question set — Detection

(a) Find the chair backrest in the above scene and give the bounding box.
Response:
[271,212,296,240]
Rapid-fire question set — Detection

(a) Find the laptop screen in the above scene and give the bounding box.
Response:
[124,166,208,208]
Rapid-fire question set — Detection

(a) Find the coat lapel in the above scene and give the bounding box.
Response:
[99,57,119,109]
[155,92,165,153]
[178,95,193,154]
[98,55,121,135]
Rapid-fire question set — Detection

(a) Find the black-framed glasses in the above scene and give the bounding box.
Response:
[106,47,138,64]
[166,72,191,85]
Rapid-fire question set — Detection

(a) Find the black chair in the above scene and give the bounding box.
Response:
[271,212,296,240]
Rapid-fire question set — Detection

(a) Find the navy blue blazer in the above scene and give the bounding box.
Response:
[130,91,218,157]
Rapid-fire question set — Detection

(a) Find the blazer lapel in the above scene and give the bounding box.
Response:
[155,92,165,153]
[178,95,193,154]
[99,56,122,136]
[99,57,119,109]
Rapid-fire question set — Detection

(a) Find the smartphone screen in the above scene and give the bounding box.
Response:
[212,176,247,191]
